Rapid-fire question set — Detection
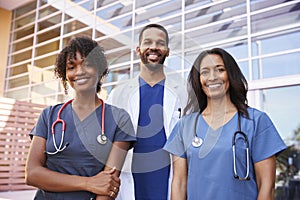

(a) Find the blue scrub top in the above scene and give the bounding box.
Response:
[164,107,287,200]
[132,77,170,200]
[30,102,136,200]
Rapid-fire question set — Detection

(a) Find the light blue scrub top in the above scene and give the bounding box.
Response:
[30,103,136,200]
[164,107,287,200]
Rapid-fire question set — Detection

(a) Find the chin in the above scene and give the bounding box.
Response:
[145,63,164,71]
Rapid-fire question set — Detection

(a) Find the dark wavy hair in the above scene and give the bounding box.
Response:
[54,36,108,94]
[138,24,169,46]
[184,48,249,118]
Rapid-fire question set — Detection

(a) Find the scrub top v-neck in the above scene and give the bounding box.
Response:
[132,77,170,200]
[164,107,287,200]
[30,102,136,200]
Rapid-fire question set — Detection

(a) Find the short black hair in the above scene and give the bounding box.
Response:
[138,24,169,46]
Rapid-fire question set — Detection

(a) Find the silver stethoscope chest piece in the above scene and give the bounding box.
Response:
[192,112,203,148]
[192,136,203,147]
[97,134,107,145]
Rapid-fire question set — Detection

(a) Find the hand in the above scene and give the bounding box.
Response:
[87,168,120,197]
[95,195,114,200]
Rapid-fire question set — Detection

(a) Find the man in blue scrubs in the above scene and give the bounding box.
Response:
[108,24,187,200]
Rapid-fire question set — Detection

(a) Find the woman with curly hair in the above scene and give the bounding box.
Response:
[26,36,135,200]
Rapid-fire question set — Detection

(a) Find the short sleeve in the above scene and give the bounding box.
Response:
[164,119,187,158]
[112,107,136,144]
[29,106,52,139]
[252,112,287,163]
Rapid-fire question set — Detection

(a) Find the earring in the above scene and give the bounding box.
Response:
[64,82,68,95]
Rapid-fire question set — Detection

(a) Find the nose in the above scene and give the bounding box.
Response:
[75,64,86,75]
[207,70,217,80]
[149,42,158,49]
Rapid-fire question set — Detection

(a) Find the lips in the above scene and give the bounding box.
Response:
[146,51,161,61]
[207,83,222,88]
[74,78,89,84]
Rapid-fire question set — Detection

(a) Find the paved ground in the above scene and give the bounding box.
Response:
[0,190,36,200]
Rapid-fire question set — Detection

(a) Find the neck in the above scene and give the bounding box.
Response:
[73,93,101,109]
[140,64,165,86]
[203,95,237,116]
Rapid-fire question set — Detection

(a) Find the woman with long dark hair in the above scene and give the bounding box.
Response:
[164,48,286,199]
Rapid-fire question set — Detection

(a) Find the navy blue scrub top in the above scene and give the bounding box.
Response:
[132,77,170,200]
[30,103,135,200]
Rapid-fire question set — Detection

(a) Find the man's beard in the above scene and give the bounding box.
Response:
[140,49,167,72]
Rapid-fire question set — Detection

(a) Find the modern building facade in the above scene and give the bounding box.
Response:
[1,0,300,141]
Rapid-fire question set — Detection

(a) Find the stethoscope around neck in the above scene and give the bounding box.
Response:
[192,111,250,181]
[45,98,107,155]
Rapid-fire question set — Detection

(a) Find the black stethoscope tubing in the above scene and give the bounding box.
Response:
[45,98,107,155]
[192,111,250,180]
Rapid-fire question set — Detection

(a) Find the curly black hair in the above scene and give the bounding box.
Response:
[54,36,108,94]
[184,48,249,118]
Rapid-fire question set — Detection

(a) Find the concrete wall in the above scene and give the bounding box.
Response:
[0,8,12,97]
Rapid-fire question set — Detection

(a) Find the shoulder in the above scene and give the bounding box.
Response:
[165,74,188,101]
[247,107,269,120]
[177,112,199,126]
[246,107,275,128]
[41,104,63,115]
[107,78,139,101]
[111,77,138,92]
[105,103,131,119]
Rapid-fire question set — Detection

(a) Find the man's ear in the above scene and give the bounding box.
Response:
[166,47,170,57]
[136,46,141,56]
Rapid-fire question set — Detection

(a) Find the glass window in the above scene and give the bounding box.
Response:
[237,61,249,81]
[251,3,299,35]
[34,54,57,69]
[11,50,32,64]
[260,85,300,140]
[35,40,60,57]
[7,63,29,76]
[38,6,59,19]
[39,0,49,7]
[13,24,34,40]
[135,0,181,26]
[14,2,37,17]
[63,20,88,34]
[107,14,133,31]
[7,76,29,89]
[12,37,33,51]
[184,17,247,50]
[78,0,95,11]
[225,42,249,60]
[62,30,93,46]
[106,48,131,66]
[261,52,300,78]
[100,37,127,51]
[96,3,127,20]
[38,15,62,32]
[260,32,300,55]
[6,87,30,99]
[14,13,36,29]
[105,65,131,84]
[166,55,183,71]
[37,27,61,44]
